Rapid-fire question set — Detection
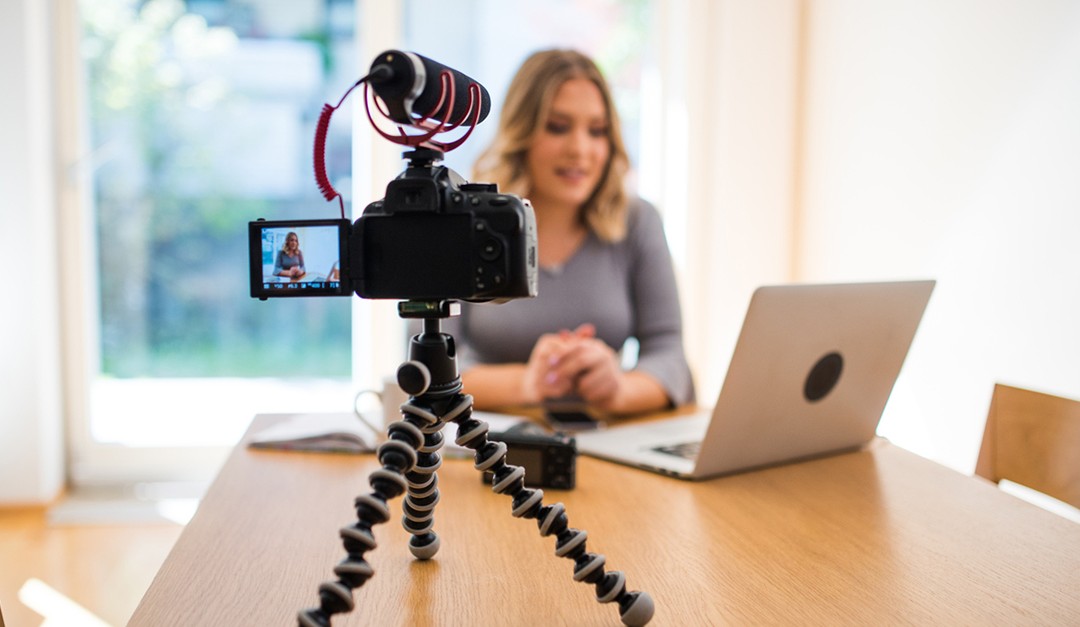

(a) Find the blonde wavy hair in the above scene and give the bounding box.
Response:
[472,49,631,242]
[281,231,300,255]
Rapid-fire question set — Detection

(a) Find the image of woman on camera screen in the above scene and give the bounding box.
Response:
[274,231,306,279]
[445,48,694,416]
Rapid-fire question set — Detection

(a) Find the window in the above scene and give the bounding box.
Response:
[73,0,359,477]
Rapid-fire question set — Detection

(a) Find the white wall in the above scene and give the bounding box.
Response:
[659,0,802,402]
[0,0,65,503]
[797,0,1080,470]
[668,0,1080,474]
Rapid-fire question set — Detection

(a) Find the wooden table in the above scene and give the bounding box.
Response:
[131,414,1080,626]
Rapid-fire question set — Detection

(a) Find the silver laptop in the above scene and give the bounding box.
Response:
[575,280,935,480]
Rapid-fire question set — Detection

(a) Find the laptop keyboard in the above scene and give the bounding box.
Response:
[652,441,701,460]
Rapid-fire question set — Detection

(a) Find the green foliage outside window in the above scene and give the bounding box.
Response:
[82,0,354,378]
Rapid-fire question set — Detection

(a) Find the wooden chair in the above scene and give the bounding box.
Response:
[975,383,1080,510]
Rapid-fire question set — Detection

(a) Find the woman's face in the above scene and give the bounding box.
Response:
[525,77,611,213]
[286,234,298,251]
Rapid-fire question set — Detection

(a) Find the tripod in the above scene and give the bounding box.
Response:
[299,300,654,626]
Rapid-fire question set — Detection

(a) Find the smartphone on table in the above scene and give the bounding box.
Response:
[542,399,604,433]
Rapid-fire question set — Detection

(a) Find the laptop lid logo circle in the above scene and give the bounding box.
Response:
[804,352,843,402]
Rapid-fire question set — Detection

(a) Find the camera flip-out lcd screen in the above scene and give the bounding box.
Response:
[248,218,351,299]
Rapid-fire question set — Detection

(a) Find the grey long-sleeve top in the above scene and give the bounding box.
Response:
[274,250,304,276]
[443,198,695,407]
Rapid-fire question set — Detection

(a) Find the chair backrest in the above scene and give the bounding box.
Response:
[975,383,1080,510]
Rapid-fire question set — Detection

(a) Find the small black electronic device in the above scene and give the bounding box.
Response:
[482,429,577,490]
[543,402,604,432]
[545,410,603,432]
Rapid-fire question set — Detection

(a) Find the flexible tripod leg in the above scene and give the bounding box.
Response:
[399,400,447,559]
[448,393,655,627]
[299,310,461,626]
[297,414,426,627]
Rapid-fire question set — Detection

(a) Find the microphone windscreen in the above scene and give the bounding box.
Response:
[412,53,492,126]
[369,51,491,127]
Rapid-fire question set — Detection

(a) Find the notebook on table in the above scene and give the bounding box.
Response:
[575,280,935,480]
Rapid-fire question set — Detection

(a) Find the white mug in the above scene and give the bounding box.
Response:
[353,375,409,439]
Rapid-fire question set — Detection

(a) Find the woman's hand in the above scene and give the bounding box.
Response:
[547,324,624,408]
[523,323,622,408]
[522,331,579,403]
[465,322,668,414]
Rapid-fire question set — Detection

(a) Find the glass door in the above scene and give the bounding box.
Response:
[69,0,362,484]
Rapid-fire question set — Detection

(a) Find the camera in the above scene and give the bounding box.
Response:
[482,428,577,490]
[249,149,537,303]
[250,48,536,304]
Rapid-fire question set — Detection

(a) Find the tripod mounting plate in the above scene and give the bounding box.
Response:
[398,300,461,319]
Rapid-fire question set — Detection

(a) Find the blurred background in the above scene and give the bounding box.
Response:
[3,0,1079,503]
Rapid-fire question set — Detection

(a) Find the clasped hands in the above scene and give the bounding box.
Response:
[523,323,623,411]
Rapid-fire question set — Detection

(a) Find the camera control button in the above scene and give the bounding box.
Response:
[480,237,502,261]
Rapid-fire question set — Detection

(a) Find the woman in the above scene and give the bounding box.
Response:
[274,231,305,279]
[446,49,694,415]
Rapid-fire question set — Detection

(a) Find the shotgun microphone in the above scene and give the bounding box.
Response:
[367,50,491,127]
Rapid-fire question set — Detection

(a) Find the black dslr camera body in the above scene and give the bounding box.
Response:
[352,149,537,301]
[249,148,537,303]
